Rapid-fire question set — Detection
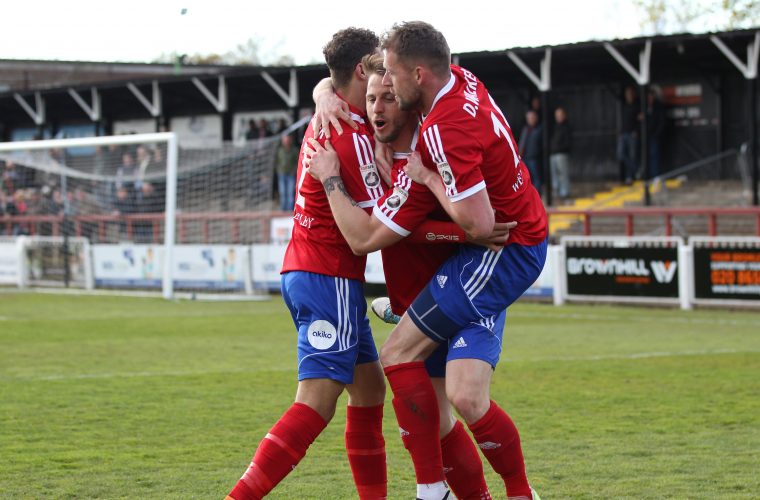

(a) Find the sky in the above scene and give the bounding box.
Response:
[0,0,645,65]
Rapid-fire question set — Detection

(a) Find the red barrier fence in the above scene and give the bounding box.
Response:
[549,207,760,237]
[3,207,760,242]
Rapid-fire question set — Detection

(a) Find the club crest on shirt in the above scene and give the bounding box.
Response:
[436,161,454,186]
[383,186,409,211]
[361,163,381,188]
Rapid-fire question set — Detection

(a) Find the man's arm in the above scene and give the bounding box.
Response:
[306,139,404,255]
[311,78,357,139]
[408,219,514,251]
[402,152,495,240]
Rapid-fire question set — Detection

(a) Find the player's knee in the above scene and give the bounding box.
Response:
[305,399,338,423]
[347,377,386,407]
[448,391,489,424]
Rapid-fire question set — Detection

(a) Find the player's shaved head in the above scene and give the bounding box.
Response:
[381,21,450,78]
[323,27,379,89]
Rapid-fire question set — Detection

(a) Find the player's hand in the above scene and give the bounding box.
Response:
[312,92,358,139]
[303,138,340,182]
[374,142,393,186]
[467,221,517,251]
[402,152,434,185]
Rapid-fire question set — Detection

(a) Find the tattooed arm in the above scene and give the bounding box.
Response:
[322,176,358,207]
[305,141,404,255]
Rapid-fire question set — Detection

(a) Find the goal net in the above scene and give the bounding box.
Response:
[0,130,293,298]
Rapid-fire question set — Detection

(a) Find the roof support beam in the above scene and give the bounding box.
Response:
[67,87,101,121]
[604,40,652,85]
[712,32,760,206]
[127,81,162,117]
[192,75,227,112]
[13,92,45,125]
[507,48,552,91]
[710,32,759,79]
[261,69,299,108]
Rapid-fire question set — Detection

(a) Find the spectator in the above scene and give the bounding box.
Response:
[2,160,19,194]
[43,188,64,216]
[152,145,164,167]
[116,152,137,191]
[245,118,272,141]
[112,186,135,238]
[70,186,98,240]
[25,188,44,216]
[275,134,299,211]
[647,87,666,181]
[244,119,258,141]
[135,145,153,190]
[550,107,572,200]
[518,110,543,194]
[273,118,289,135]
[618,86,640,184]
[257,118,272,138]
[7,190,29,235]
[112,186,135,214]
[0,190,6,219]
[134,182,163,243]
[530,95,542,123]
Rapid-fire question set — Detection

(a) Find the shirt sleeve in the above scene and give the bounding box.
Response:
[330,131,385,208]
[406,219,466,244]
[420,122,486,202]
[373,170,438,237]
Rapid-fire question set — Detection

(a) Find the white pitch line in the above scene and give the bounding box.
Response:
[3,348,759,383]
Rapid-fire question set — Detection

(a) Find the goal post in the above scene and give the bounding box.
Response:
[0,132,178,298]
[0,130,287,299]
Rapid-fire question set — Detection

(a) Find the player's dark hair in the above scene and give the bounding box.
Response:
[381,21,450,77]
[362,53,385,76]
[323,28,379,89]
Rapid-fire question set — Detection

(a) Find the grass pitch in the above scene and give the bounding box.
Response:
[1,292,759,499]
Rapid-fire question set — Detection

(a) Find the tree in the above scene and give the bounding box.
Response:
[633,0,760,34]
[153,37,294,67]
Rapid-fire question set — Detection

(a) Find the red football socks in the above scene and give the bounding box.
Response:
[441,420,491,499]
[345,404,387,499]
[228,402,327,500]
[384,361,445,484]
[467,401,531,498]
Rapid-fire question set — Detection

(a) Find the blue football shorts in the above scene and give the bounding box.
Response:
[410,238,547,353]
[424,308,507,377]
[281,271,379,384]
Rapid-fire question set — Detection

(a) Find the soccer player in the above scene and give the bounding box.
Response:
[307,53,513,499]
[308,25,547,495]
[225,28,388,500]
[377,21,548,500]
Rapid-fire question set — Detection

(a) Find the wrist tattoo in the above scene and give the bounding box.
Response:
[323,176,357,206]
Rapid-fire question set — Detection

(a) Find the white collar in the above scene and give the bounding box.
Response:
[391,125,420,159]
[349,112,365,124]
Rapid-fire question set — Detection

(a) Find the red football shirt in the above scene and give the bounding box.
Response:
[281,99,384,280]
[417,65,548,246]
[376,153,458,314]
